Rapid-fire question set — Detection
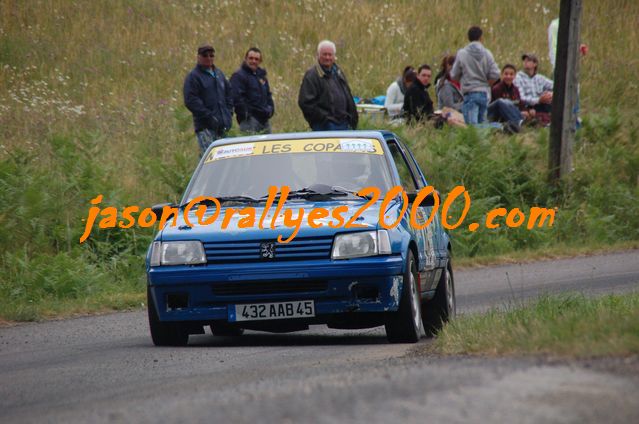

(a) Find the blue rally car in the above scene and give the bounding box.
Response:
[146,131,455,345]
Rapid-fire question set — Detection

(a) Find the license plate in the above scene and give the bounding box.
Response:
[229,300,315,322]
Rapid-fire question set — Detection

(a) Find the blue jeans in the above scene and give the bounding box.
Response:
[488,99,522,125]
[462,91,488,125]
[311,120,351,131]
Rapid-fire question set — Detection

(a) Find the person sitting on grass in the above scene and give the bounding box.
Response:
[384,65,414,120]
[403,64,434,124]
[435,54,463,112]
[487,64,530,133]
[514,53,553,126]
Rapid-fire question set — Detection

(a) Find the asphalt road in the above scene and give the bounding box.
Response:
[1,250,638,423]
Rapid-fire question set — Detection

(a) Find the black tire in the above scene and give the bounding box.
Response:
[147,287,189,346]
[385,250,424,343]
[210,323,245,337]
[422,263,456,337]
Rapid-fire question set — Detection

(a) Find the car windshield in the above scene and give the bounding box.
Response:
[184,137,394,201]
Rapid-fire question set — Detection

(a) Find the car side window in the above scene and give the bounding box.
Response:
[387,141,418,192]
[402,147,426,189]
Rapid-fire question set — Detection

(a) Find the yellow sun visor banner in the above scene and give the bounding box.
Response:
[205,138,384,163]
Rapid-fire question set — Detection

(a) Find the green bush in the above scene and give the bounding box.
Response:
[0,133,151,321]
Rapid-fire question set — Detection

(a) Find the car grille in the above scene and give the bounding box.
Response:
[202,236,333,264]
[212,280,328,296]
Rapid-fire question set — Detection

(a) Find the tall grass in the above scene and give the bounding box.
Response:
[0,134,153,320]
[0,1,638,320]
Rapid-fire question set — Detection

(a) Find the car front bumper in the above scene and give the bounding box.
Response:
[148,255,404,323]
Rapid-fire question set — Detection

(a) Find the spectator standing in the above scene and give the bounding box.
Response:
[451,26,500,125]
[548,17,588,127]
[548,18,588,70]
[403,64,434,124]
[384,65,414,119]
[230,47,274,134]
[435,55,463,112]
[548,18,559,69]
[514,53,553,125]
[183,44,233,155]
[298,40,358,131]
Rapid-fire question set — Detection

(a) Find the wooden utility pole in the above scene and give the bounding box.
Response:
[549,0,582,185]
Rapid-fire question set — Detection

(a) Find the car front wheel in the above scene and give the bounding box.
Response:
[422,263,456,337]
[385,250,424,343]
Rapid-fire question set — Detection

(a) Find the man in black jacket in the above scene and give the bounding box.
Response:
[403,64,434,124]
[298,40,358,131]
[183,44,233,155]
[230,47,274,134]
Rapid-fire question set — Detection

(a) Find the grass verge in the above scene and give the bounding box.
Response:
[0,292,146,325]
[434,293,639,358]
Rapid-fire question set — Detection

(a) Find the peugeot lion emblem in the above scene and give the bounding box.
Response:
[260,242,276,259]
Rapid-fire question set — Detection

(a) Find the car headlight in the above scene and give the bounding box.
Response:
[149,241,207,266]
[331,230,391,259]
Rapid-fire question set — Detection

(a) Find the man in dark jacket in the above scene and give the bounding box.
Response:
[298,40,358,131]
[230,47,274,134]
[403,64,434,124]
[183,44,233,155]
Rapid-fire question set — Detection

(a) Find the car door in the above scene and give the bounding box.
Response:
[385,138,437,292]
[399,140,447,270]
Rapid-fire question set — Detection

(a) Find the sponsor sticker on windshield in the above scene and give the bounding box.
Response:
[339,139,376,153]
[205,138,382,163]
[208,143,255,162]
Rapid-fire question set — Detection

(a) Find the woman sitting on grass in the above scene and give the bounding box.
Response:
[435,54,463,112]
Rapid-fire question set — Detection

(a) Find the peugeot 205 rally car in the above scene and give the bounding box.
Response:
[146,131,455,345]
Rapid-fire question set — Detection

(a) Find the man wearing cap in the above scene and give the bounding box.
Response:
[298,40,358,131]
[514,53,554,125]
[183,44,233,155]
[230,47,275,134]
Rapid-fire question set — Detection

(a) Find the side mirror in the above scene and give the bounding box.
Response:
[406,190,439,207]
[151,203,176,220]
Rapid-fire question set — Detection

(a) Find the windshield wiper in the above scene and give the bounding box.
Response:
[329,186,373,200]
[216,195,260,204]
[260,184,372,201]
[179,195,260,209]
[289,187,348,199]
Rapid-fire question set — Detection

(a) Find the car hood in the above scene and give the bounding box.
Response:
[159,199,398,242]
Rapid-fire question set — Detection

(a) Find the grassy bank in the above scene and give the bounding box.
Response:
[1,118,637,322]
[434,293,639,358]
[1,1,638,321]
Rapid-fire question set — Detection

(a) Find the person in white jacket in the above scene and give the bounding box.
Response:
[384,66,414,119]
